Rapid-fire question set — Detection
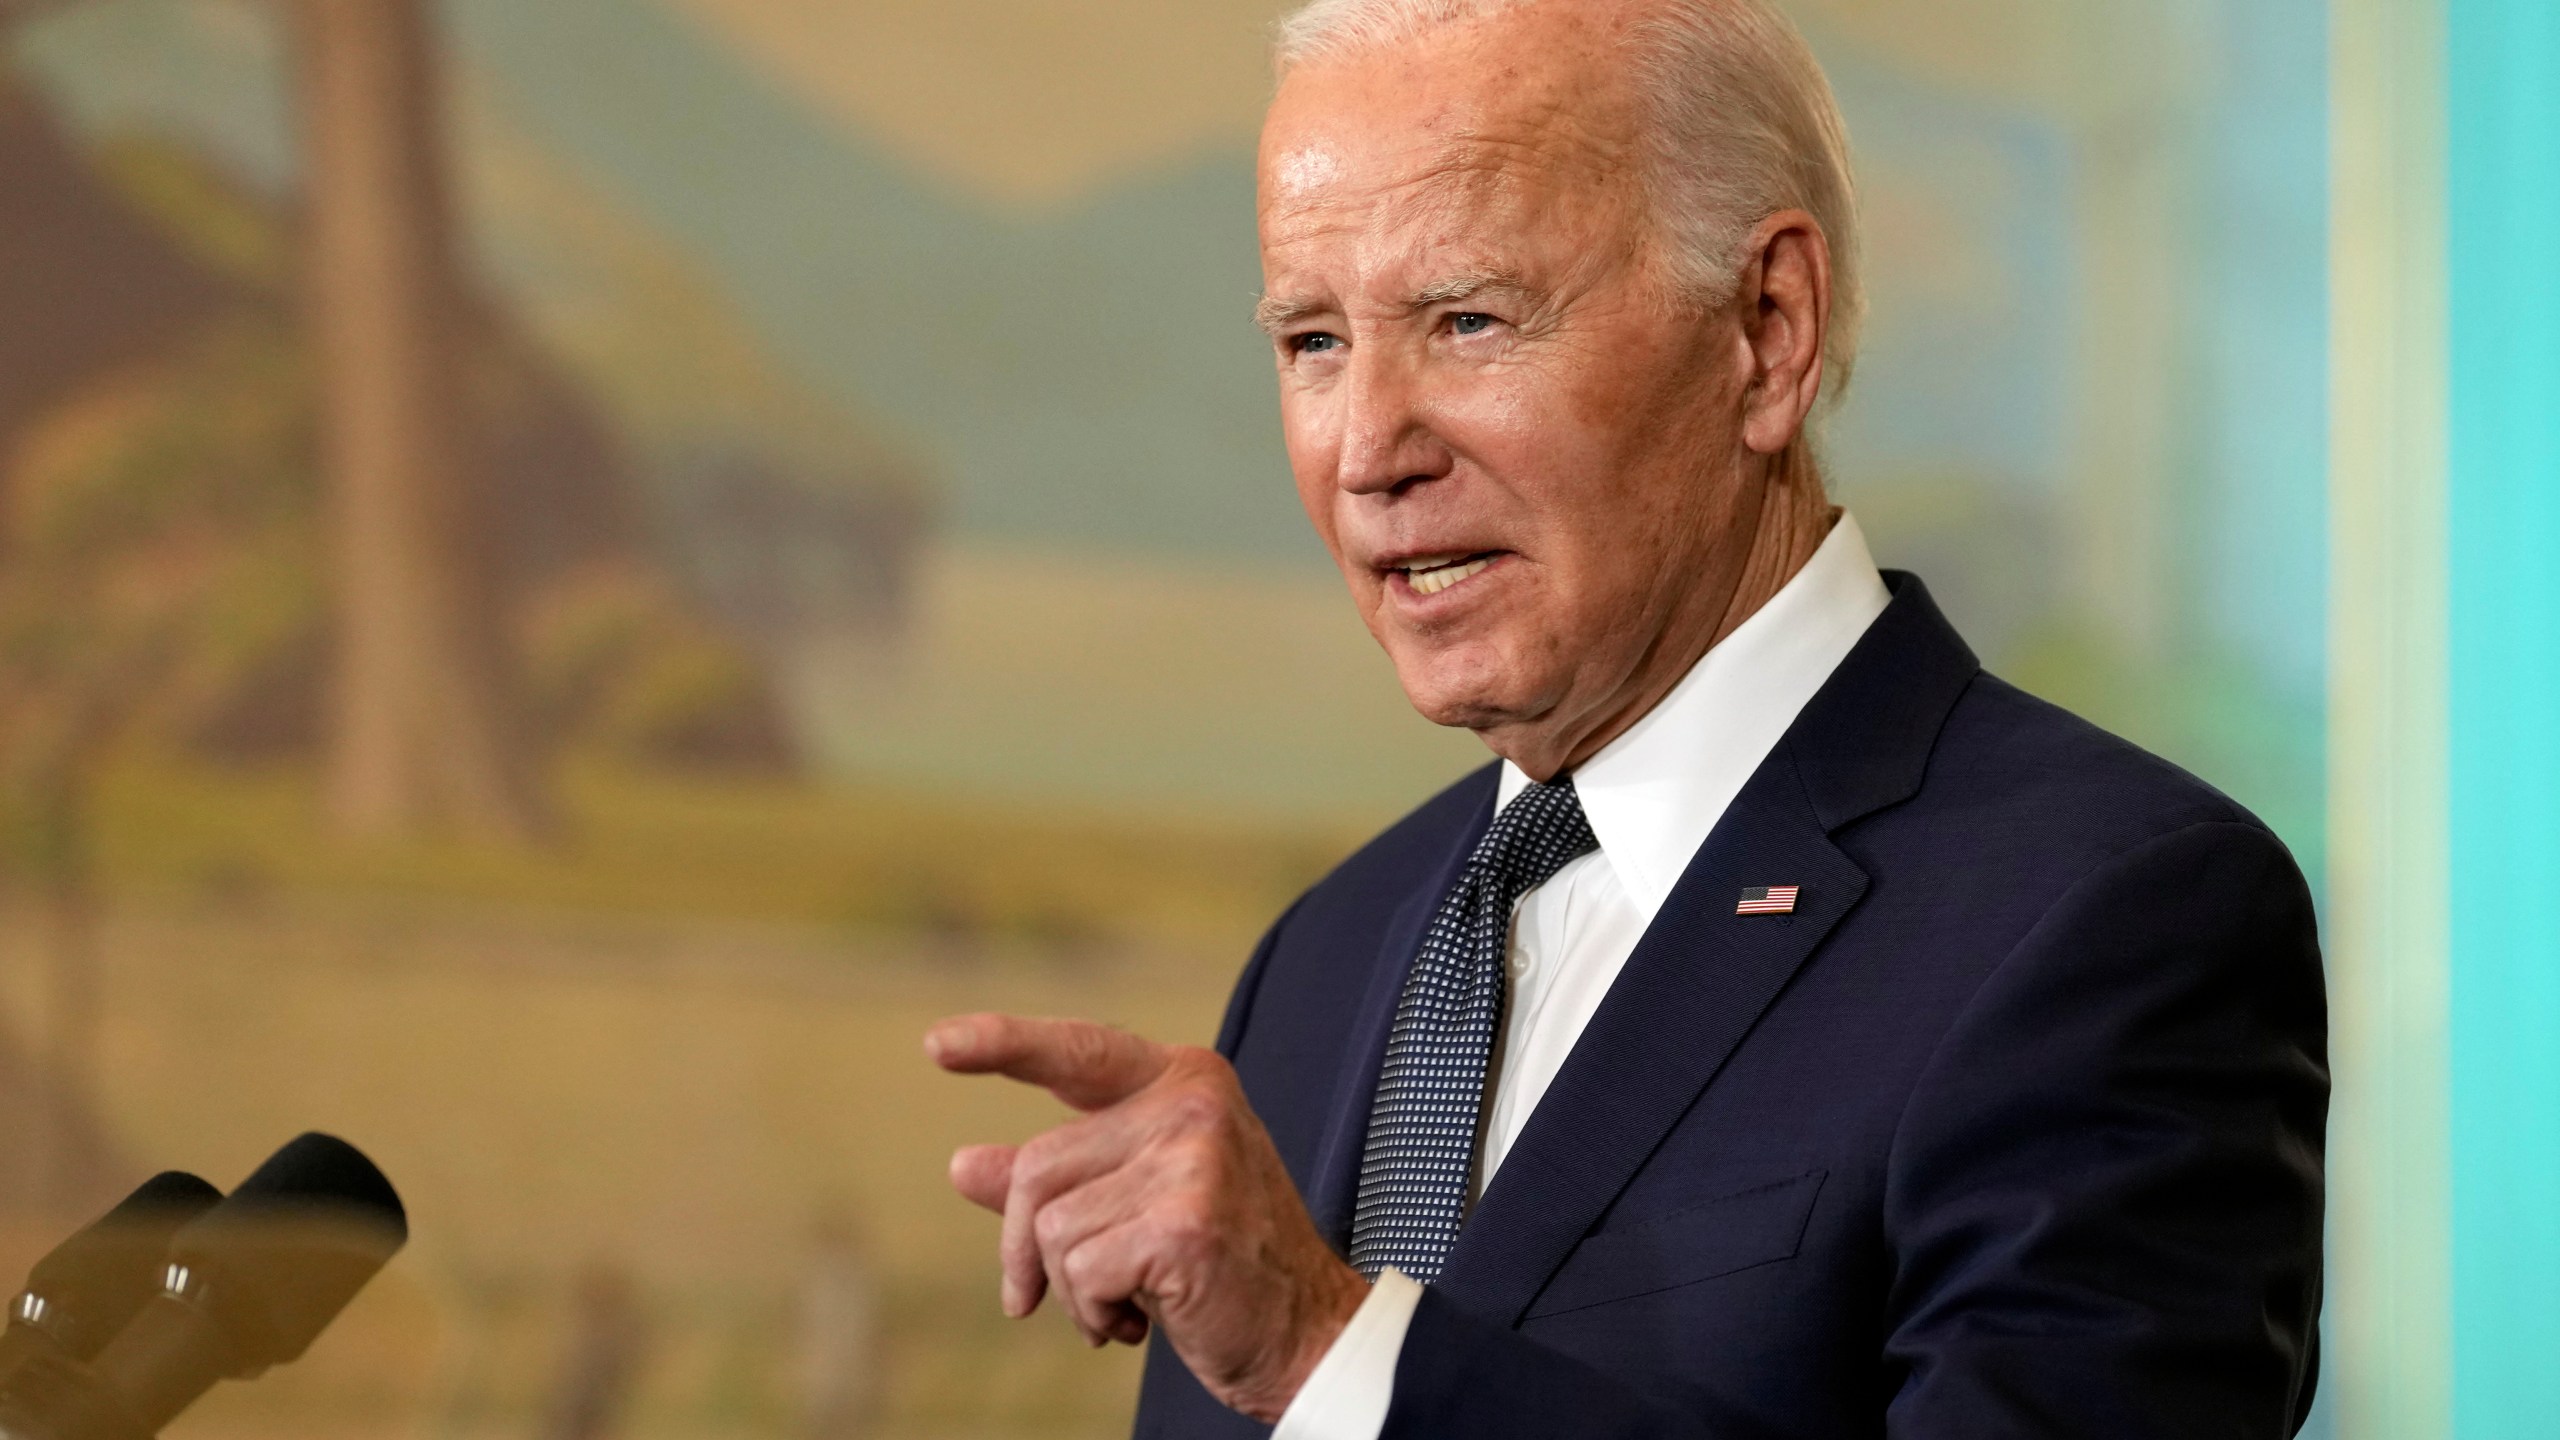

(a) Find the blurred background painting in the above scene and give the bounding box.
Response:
[0,1,2329,1437]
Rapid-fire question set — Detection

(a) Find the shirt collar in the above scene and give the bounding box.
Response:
[1498,510,1891,925]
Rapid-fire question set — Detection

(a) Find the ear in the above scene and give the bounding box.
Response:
[1735,210,1833,457]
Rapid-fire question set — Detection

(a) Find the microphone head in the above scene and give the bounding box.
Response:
[168,1134,407,1368]
[16,1172,224,1360]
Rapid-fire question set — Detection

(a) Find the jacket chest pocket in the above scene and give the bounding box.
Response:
[1525,1169,1827,1319]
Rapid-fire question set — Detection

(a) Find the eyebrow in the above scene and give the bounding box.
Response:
[1254,293,1325,335]
[1253,269,1534,336]
[1408,269,1529,307]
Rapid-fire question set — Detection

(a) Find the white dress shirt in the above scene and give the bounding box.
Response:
[1273,512,1892,1440]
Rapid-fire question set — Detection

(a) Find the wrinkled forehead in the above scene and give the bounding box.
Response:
[1257,19,1644,252]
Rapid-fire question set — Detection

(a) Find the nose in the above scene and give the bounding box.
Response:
[1334,345,1453,497]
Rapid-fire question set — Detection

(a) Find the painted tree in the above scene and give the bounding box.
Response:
[0,321,316,1211]
[291,0,546,839]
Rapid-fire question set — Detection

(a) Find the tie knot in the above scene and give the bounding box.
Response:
[1468,778,1599,907]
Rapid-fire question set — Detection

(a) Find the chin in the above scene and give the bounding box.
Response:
[1389,644,1544,733]
[1405,692,1510,732]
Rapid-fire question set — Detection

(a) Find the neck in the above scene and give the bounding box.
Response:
[1501,442,1835,781]
[1703,443,1835,655]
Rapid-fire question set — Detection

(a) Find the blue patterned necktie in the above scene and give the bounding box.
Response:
[1349,778,1599,1282]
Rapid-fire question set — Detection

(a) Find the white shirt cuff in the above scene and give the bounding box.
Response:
[1271,1267,1425,1440]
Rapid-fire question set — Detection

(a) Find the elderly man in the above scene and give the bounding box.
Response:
[929,0,2327,1435]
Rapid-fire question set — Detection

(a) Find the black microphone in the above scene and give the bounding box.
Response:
[81,1134,406,1437]
[0,1174,224,1387]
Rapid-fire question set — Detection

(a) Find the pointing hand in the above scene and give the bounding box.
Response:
[929,1013,1369,1422]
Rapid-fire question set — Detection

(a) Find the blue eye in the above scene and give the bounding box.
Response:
[1451,313,1496,336]
[1294,332,1343,354]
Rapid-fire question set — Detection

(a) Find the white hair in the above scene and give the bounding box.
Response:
[1275,0,1864,404]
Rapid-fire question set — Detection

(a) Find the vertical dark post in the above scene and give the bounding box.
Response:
[294,0,545,840]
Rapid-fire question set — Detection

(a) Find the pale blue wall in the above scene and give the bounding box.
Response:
[2448,0,2560,1432]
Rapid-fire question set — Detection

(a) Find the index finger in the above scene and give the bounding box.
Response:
[925,1014,1172,1111]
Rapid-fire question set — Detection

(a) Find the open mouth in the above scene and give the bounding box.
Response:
[1395,551,1505,597]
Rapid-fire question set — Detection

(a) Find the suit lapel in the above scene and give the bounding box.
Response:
[1305,782,1497,1249]
[1430,744,1867,1323]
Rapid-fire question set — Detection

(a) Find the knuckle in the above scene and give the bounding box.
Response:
[1068,1023,1113,1071]
[1159,1225,1210,1270]
[1033,1200,1076,1250]
[1167,1045,1230,1084]
[1008,1137,1049,1183]
[1162,1084,1227,1131]
[1012,1131,1066,1190]
[1156,1191,1216,1247]
[1164,1136,1219,1191]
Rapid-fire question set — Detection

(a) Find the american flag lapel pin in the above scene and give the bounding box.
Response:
[1736,885,1800,916]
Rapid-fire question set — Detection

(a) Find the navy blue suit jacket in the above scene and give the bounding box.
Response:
[1132,574,2327,1439]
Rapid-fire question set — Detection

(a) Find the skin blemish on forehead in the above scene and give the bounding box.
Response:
[1272,144,1344,196]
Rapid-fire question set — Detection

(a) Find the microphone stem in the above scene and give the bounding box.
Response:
[87,1295,235,1437]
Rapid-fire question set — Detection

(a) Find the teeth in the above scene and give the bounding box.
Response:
[1406,555,1493,596]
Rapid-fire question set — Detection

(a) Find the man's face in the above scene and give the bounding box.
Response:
[1258,11,1767,764]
